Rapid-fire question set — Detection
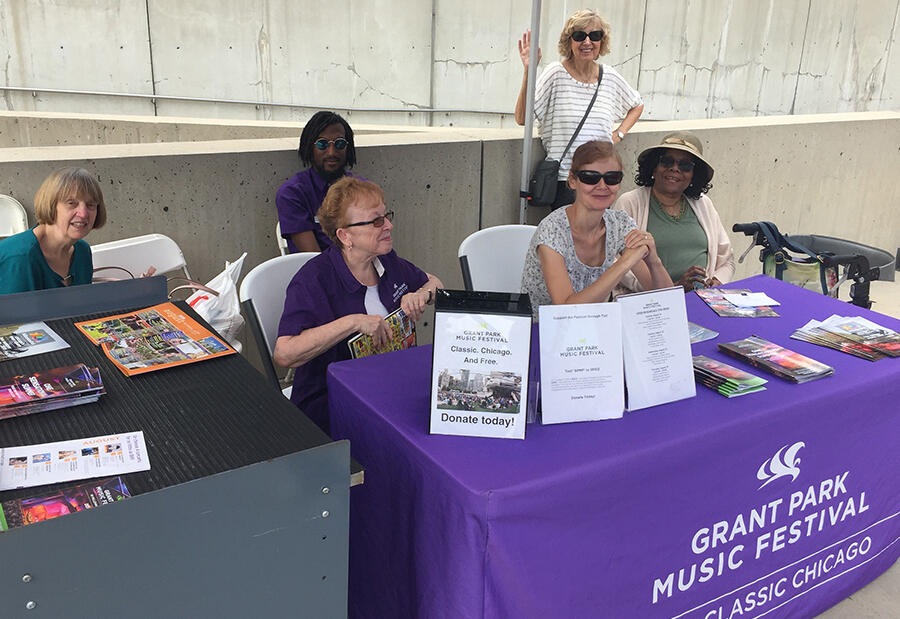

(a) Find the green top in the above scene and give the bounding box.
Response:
[646,193,708,283]
[0,228,94,294]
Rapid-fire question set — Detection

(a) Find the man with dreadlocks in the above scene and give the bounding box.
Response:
[276,110,364,253]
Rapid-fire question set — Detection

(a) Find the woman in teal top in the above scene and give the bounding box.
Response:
[0,167,107,294]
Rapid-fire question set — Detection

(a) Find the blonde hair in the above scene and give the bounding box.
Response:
[557,9,612,60]
[317,176,385,247]
[33,167,107,229]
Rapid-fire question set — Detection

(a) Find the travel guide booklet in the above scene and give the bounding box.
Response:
[695,288,780,318]
[717,336,834,383]
[74,302,235,376]
[692,355,767,397]
[0,364,104,420]
[817,315,900,358]
[0,322,69,362]
[0,476,130,531]
[791,319,884,361]
[347,308,416,359]
[0,431,150,491]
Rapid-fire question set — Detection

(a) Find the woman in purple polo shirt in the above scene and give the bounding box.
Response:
[274,177,442,433]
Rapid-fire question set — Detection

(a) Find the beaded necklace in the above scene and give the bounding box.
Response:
[651,192,687,222]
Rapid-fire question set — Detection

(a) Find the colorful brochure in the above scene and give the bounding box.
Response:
[717,336,834,383]
[791,319,885,361]
[688,322,719,344]
[695,288,780,318]
[0,476,130,531]
[0,431,150,491]
[0,364,104,420]
[0,322,70,362]
[348,309,416,359]
[74,302,235,376]
[817,315,900,358]
[692,355,767,397]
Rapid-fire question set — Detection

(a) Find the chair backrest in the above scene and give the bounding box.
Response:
[239,252,319,361]
[458,224,537,292]
[0,194,29,238]
[275,221,288,256]
[91,233,191,280]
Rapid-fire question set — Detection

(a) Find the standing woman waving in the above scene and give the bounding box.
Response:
[515,9,644,209]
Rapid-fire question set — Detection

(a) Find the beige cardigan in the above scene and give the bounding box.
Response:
[614,186,735,291]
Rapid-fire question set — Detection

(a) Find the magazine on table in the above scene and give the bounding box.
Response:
[791,319,884,361]
[347,309,416,359]
[74,302,235,376]
[717,336,834,383]
[0,364,104,420]
[692,355,767,397]
[0,322,70,362]
[695,288,780,318]
[816,315,900,358]
[0,476,131,531]
[688,322,719,344]
[0,431,150,491]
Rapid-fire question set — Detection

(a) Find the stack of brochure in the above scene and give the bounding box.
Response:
[692,355,767,397]
[0,476,130,531]
[718,336,834,383]
[695,288,779,318]
[0,363,104,420]
[791,315,900,361]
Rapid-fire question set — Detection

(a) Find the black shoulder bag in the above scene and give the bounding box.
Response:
[527,65,603,206]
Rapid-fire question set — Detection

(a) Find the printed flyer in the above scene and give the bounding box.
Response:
[0,431,150,491]
[0,322,70,362]
[538,303,624,424]
[429,291,532,440]
[618,287,696,411]
[0,476,131,531]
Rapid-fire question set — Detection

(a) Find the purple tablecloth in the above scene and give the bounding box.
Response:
[328,275,900,618]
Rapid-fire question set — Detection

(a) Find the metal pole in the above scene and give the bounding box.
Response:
[519,0,542,224]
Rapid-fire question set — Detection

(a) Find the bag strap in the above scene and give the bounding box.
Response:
[560,65,603,161]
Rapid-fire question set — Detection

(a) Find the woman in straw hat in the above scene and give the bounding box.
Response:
[614,132,734,292]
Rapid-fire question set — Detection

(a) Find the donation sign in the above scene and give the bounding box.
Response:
[430,290,532,440]
[538,303,624,424]
[618,286,695,410]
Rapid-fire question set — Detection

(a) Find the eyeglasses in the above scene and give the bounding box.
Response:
[658,154,696,172]
[344,211,394,228]
[571,30,603,42]
[575,170,624,186]
[313,138,349,151]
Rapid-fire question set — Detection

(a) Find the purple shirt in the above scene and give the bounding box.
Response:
[277,245,428,432]
[276,168,363,253]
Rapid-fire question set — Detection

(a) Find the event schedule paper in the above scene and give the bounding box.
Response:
[0,431,150,491]
[618,287,696,410]
[538,303,624,423]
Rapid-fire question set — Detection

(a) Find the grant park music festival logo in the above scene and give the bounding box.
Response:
[757,441,805,490]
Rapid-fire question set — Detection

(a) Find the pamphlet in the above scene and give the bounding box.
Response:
[618,287,696,411]
[791,319,884,361]
[0,364,104,420]
[718,336,834,383]
[817,315,900,358]
[692,355,767,397]
[538,303,624,423]
[0,476,130,531]
[74,302,235,376]
[0,431,150,491]
[696,288,780,318]
[688,322,719,344]
[0,322,70,362]
[348,308,416,359]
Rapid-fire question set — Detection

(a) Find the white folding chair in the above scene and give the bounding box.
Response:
[91,233,191,281]
[0,194,29,238]
[458,224,537,292]
[239,252,319,396]
[275,221,288,256]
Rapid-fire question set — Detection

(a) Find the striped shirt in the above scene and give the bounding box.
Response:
[534,62,642,180]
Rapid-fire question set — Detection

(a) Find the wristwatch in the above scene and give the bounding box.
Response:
[616,130,626,140]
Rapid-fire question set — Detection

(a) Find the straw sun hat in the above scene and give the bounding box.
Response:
[637,131,715,181]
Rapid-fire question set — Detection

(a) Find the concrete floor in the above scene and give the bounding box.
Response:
[815,278,900,618]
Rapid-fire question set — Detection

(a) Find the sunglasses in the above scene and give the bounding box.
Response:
[575,170,624,186]
[571,30,603,42]
[313,137,349,151]
[658,154,696,172]
[344,210,394,228]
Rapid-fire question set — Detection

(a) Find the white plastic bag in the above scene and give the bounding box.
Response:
[187,253,247,348]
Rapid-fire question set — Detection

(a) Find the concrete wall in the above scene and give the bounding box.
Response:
[1,1,897,126]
